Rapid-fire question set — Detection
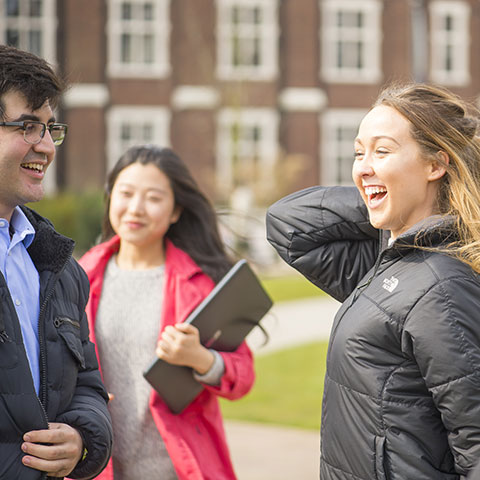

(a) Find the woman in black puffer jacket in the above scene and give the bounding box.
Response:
[266,83,480,479]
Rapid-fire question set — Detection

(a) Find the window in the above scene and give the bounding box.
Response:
[321,0,382,84]
[216,108,278,201]
[430,1,470,86]
[107,0,170,77]
[107,106,170,171]
[321,109,366,185]
[216,0,278,80]
[0,0,56,63]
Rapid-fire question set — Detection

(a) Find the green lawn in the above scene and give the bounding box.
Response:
[260,274,326,304]
[220,340,328,431]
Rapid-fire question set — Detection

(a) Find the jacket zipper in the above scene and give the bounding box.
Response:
[37,242,74,418]
[350,251,385,304]
[36,244,74,480]
[328,247,389,347]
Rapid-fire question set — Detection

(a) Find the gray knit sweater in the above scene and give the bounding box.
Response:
[95,257,177,480]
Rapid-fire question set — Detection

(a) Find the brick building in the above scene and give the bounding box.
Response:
[1,0,480,208]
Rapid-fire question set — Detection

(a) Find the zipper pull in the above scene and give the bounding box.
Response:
[54,317,80,329]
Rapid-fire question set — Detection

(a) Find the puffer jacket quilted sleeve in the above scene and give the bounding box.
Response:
[266,186,379,301]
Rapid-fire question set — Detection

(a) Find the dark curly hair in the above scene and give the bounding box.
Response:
[102,145,234,283]
[0,44,65,119]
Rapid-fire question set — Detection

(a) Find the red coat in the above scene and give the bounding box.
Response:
[79,236,255,480]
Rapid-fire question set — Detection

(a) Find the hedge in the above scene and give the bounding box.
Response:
[26,190,105,258]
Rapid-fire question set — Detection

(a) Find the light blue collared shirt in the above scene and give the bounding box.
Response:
[0,207,40,393]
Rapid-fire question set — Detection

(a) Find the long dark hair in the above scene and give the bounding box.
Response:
[102,145,234,282]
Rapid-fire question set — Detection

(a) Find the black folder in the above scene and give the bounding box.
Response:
[143,259,273,414]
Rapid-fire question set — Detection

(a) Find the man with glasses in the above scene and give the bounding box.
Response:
[0,45,112,479]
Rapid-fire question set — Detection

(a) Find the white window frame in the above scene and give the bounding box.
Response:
[107,0,171,78]
[321,0,382,84]
[216,0,278,81]
[106,106,170,171]
[321,109,367,186]
[429,1,470,86]
[216,108,279,198]
[0,0,57,64]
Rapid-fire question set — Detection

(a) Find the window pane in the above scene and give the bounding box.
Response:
[30,0,43,17]
[237,6,255,24]
[253,7,262,24]
[121,2,132,20]
[445,44,453,71]
[357,12,363,28]
[121,33,131,62]
[6,29,20,46]
[445,15,453,31]
[142,124,153,141]
[144,2,153,20]
[121,124,131,141]
[339,41,362,69]
[144,34,154,63]
[233,37,259,66]
[29,30,42,56]
[6,0,19,16]
[337,10,360,28]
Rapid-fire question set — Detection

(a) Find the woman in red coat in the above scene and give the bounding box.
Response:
[79,145,255,480]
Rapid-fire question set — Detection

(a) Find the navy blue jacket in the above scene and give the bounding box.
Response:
[0,206,112,479]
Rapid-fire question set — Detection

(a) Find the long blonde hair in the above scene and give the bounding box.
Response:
[374,83,480,272]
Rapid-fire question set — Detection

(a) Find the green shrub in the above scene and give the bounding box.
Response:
[26,190,104,257]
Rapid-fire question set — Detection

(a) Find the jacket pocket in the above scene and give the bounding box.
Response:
[54,316,86,369]
[374,435,387,480]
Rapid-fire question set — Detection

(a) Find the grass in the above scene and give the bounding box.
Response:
[220,340,328,431]
[260,273,326,304]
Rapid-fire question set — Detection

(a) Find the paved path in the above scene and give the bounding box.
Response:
[247,296,340,355]
[224,296,341,479]
[225,420,321,480]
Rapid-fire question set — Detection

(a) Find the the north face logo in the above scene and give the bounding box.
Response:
[383,276,399,293]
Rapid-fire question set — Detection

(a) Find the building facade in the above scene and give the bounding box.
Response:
[1,0,479,207]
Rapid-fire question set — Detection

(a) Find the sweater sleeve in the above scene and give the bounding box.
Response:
[202,342,255,400]
[266,186,379,302]
[403,275,480,475]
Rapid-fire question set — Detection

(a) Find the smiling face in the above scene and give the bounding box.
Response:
[109,162,182,251]
[352,105,447,240]
[0,90,56,220]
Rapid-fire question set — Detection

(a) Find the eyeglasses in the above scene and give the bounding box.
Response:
[0,120,68,146]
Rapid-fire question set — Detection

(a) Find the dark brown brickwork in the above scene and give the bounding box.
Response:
[63,108,106,190]
[54,0,480,201]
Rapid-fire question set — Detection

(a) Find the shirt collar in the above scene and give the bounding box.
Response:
[9,206,36,248]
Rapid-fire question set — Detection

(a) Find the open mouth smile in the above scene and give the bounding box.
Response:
[364,186,387,207]
[21,162,45,173]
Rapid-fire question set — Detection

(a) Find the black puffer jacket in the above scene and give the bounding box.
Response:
[266,186,480,480]
[0,206,112,480]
